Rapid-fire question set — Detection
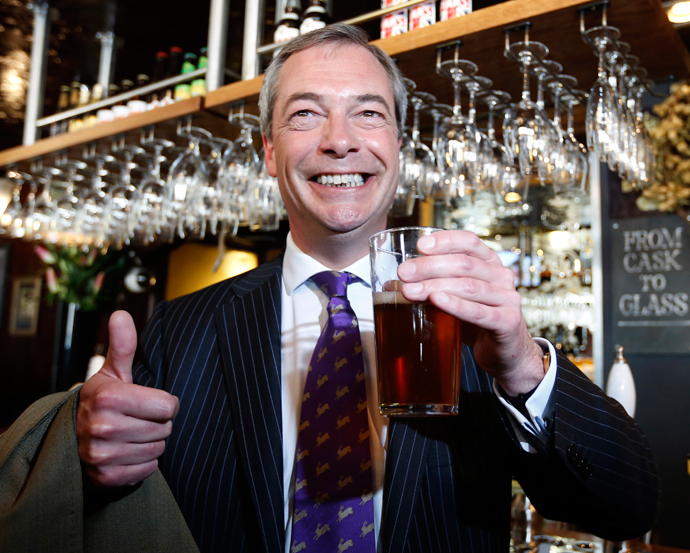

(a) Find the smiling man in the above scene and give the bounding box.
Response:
[262,41,401,269]
[1,24,658,553]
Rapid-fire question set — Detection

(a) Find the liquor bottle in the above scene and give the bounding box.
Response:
[67,78,82,132]
[191,47,207,97]
[174,52,197,101]
[83,82,103,128]
[606,345,637,417]
[127,73,150,115]
[274,0,301,56]
[97,83,119,124]
[439,0,472,21]
[148,51,169,109]
[68,79,90,132]
[381,0,407,39]
[161,46,183,106]
[50,85,70,136]
[300,0,328,35]
[112,79,133,120]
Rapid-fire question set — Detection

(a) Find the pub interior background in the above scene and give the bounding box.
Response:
[0,0,689,549]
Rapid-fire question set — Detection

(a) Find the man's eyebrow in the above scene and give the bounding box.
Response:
[354,94,392,115]
[284,92,323,108]
[282,92,393,115]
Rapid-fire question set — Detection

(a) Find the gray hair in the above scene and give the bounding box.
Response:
[258,23,408,140]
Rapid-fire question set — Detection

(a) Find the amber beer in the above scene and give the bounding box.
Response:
[373,290,462,415]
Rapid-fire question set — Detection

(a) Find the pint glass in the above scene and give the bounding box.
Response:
[369,227,462,416]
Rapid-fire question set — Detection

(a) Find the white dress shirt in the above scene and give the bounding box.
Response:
[279,233,556,552]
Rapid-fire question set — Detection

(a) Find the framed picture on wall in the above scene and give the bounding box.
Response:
[9,276,42,337]
[0,244,8,328]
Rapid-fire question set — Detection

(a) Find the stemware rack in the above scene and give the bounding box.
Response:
[1,0,687,170]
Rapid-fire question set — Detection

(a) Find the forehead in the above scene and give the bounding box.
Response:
[275,44,395,109]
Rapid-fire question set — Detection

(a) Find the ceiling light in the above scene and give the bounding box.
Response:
[667,1,690,23]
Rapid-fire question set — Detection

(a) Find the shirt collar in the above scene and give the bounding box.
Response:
[282,232,372,296]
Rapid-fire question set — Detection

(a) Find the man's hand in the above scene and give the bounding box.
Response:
[76,311,179,487]
[397,230,544,396]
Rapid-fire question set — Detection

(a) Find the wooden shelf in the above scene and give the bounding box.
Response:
[1,0,688,169]
[0,97,203,167]
[373,0,690,113]
[204,76,263,109]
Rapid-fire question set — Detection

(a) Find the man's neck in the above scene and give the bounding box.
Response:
[290,227,377,270]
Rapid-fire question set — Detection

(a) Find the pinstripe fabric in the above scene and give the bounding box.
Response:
[133,258,284,553]
[133,257,658,553]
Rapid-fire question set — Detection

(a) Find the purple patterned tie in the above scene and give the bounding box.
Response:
[291,271,376,553]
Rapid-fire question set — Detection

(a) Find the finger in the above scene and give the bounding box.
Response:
[398,253,515,291]
[86,380,180,423]
[102,311,138,384]
[84,412,175,444]
[87,460,160,488]
[426,290,524,334]
[80,439,167,468]
[401,277,517,308]
[416,230,499,263]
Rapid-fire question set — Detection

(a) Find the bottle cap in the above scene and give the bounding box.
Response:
[170,46,183,54]
[156,51,169,59]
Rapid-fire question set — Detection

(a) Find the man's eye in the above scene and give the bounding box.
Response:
[293,110,313,117]
[362,110,382,118]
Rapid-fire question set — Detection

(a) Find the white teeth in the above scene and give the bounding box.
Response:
[316,174,365,188]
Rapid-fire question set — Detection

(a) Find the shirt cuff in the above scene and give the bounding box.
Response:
[493,338,557,453]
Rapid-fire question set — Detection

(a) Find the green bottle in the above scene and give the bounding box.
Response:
[191,46,208,97]
[174,52,197,101]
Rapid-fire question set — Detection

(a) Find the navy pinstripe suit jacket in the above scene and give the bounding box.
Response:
[132,256,659,553]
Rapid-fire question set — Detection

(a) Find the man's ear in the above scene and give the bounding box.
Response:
[262,134,277,178]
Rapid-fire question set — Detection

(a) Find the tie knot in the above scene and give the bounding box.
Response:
[311,270,358,299]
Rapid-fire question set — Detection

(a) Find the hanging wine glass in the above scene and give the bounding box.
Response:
[426,103,453,202]
[247,150,284,232]
[134,136,176,244]
[20,168,58,242]
[604,43,634,173]
[390,132,417,217]
[628,78,655,189]
[401,91,437,199]
[463,75,494,192]
[437,59,483,201]
[480,91,529,210]
[548,78,588,196]
[165,124,211,239]
[531,60,564,185]
[218,112,261,225]
[502,40,554,182]
[101,183,135,249]
[585,25,621,163]
[200,136,234,236]
[389,78,418,217]
[0,170,31,236]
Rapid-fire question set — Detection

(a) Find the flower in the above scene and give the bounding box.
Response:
[92,271,105,295]
[34,245,126,310]
[45,267,59,294]
[640,82,690,220]
[34,245,57,264]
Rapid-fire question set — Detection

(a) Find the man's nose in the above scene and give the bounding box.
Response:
[319,114,360,158]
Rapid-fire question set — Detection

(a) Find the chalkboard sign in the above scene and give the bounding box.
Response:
[610,216,690,354]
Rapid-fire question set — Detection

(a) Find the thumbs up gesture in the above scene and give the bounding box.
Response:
[76,311,179,487]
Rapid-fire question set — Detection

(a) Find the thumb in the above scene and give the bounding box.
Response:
[102,310,138,384]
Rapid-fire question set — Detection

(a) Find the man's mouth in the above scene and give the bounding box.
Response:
[313,173,368,188]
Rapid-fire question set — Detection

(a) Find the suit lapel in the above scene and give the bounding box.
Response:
[215,259,285,553]
[381,417,431,553]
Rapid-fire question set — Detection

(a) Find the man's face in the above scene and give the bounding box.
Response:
[263,44,401,247]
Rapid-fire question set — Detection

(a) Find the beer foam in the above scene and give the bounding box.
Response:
[373,291,414,305]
